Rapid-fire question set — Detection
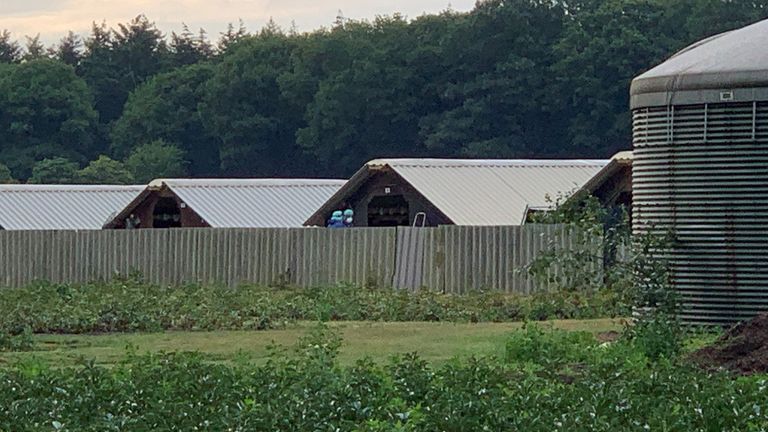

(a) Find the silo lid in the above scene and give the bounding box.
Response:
[631,19,768,109]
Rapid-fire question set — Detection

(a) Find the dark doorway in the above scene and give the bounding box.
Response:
[153,197,182,228]
[368,195,409,227]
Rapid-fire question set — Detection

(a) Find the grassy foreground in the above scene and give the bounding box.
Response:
[1,322,765,431]
[0,319,622,367]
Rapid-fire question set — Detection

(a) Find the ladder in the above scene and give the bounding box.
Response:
[412,212,427,228]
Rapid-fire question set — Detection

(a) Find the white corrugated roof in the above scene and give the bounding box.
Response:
[577,151,633,197]
[369,158,608,225]
[155,179,346,228]
[0,185,144,230]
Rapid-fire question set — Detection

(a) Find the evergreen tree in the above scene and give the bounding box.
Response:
[79,16,169,125]
[217,20,248,53]
[0,30,20,63]
[23,34,46,61]
[51,31,83,66]
[170,24,213,66]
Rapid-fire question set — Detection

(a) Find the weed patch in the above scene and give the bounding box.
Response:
[0,278,627,335]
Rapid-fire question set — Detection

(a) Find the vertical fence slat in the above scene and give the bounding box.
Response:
[0,225,581,293]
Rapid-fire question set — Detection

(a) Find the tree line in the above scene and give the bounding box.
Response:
[0,0,766,184]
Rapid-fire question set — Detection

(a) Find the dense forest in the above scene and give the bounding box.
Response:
[0,0,766,184]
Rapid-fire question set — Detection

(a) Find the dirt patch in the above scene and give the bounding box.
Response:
[596,331,621,343]
[690,313,768,375]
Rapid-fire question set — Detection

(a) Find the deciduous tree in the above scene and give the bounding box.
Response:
[0,163,17,184]
[201,29,303,176]
[112,64,217,175]
[77,155,134,184]
[0,60,97,179]
[28,157,79,184]
[125,140,188,183]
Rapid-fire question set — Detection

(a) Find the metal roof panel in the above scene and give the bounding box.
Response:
[376,159,608,226]
[161,179,346,228]
[0,185,144,230]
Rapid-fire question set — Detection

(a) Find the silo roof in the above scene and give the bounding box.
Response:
[631,18,768,108]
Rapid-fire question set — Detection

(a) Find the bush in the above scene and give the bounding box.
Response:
[504,323,596,368]
[0,278,629,335]
[0,327,33,352]
[0,326,765,430]
[526,192,685,363]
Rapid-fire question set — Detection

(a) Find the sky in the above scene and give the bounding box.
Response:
[0,0,476,45]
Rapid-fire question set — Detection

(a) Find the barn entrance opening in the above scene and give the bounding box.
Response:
[367,195,410,227]
[153,197,182,228]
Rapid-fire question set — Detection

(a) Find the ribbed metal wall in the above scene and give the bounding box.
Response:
[633,102,768,324]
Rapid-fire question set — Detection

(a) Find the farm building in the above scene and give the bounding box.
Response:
[103,178,346,229]
[578,151,632,208]
[524,151,633,222]
[305,158,608,227]
[0,185,143,230]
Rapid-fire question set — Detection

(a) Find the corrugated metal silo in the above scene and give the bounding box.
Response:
[630,19,768,325]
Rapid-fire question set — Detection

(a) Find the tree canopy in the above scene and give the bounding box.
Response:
[1,1,767,183]
[126,140,188,183]
[77,155,135,184]
[0,60,97,179]
[0,164,16,184]
[28,158,80,184]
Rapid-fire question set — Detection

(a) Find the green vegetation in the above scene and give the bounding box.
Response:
[1,3,768,180]
[76,155,135,185]
[529,193,685,363]
[0,226,759,430]
[0,323,764,431]
[125,140,189,183]
[0,279,628,337]
[0,319,621,368]
[27,157,80,184]
[0,163,16,184]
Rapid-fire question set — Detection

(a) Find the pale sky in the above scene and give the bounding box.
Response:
[0,0,476,45]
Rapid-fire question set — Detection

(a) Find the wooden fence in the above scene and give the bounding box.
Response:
[0,225,584,293]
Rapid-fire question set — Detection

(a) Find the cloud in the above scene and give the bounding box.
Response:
[0,0,473,45]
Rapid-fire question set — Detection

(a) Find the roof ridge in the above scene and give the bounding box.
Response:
[0,186,143,191]
[170,183,345,188]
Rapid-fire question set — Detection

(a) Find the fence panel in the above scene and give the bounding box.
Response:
[438,224,571,294]
[393,228,430,291]
[291,228,397,288]
[441,226,516,294]
[419,227,444,292]
[0,225,584,292]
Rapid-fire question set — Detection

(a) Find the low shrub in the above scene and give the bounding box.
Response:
[504,323,597,367]
[0,325,765,431]
[0,327,33,352]
[0,277,628,334]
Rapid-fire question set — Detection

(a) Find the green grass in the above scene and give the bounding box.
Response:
[0,318,623,368]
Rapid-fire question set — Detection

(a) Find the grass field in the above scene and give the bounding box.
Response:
[0,318,623,367]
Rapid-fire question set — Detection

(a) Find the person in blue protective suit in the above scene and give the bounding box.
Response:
[343,209,354,227]
[327,210,345,228]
